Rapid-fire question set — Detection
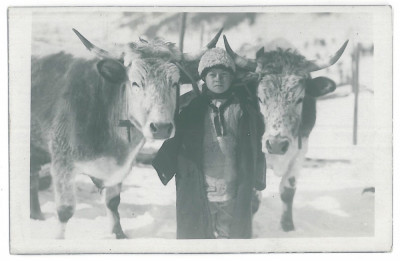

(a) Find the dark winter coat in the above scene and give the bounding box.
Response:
[152,88,266,239]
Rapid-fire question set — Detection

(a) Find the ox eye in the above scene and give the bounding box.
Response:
[296,98,303,104]
[131,82,140,88]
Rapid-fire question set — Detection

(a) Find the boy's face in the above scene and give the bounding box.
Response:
[204,68,233,94]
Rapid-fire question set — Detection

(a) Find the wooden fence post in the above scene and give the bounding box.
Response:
[352,43,360,145]
[179,13,187,52]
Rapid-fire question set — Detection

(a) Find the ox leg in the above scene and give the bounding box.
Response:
[104,184,127,239]
[30,144,51,220]
[280,176,297,232]
[30,171,45,220]
[51,160,76,239]
[279,150,305,232]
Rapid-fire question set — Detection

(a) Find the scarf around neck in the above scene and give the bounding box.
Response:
[202,85,237,137]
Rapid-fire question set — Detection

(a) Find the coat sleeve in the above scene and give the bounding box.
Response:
[152,98,199,185]
[152,136,180,185]
[254,148,267,191]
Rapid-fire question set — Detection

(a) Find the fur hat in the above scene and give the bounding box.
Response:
[198,48,236,78]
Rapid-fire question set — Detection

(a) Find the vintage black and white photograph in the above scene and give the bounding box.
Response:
[8,5,392,253]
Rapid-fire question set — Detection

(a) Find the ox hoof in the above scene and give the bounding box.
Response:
[113,225,128,239]
[281,220,295,232]
[115,231,128,239]
[30,211,45,221]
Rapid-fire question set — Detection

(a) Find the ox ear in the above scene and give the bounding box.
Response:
[96,59,127,84]
[306,77,336,97]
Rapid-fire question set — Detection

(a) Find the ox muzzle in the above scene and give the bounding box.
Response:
[266,136,290,155]
[149,122,174,139]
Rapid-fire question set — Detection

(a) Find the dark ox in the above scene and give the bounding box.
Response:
[224,36,348,232]
[30,29,222,239]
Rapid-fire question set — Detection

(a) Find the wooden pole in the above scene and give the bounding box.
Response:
[179,13,187,52]
[352,43,360,145]
[200,22,204,47]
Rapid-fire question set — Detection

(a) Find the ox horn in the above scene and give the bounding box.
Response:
[223,35,257,72]
[182,28,223,61]
[306,40,349,72]
[72,29,118,60]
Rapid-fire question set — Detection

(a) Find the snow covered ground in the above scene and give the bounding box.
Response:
[30,86,375,239]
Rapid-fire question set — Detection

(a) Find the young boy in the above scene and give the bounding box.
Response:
[152,48,266,239]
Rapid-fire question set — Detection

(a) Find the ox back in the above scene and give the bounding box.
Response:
[30,28,223,239]
[223,36,348,232]
[31,53,136,162]
[255,49,320,232]
[30,53,144,239]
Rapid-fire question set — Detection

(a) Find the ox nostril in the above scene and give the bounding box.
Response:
[149,122,174,138]
[281,140,289,153]
[150,123,157,133]
[266,139,290,154]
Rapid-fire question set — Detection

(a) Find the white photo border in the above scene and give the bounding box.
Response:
[8,5,392,254]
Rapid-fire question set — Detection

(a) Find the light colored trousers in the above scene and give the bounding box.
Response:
[208,199,236,239]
